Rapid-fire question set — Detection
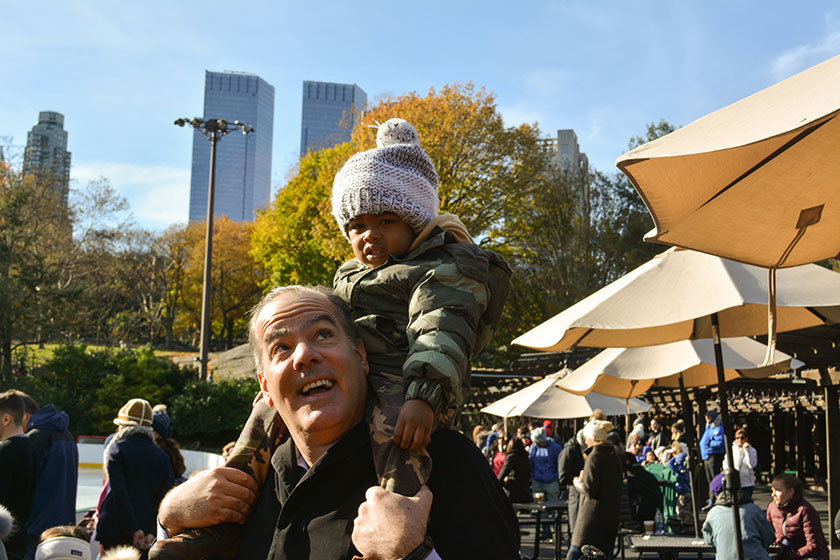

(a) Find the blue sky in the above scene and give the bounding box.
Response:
[2,1,838,231]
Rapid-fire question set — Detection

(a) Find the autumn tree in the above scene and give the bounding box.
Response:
[179,217,263,350]
[252,83,549,284]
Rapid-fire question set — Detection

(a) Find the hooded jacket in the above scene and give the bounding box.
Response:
[699,416,725,460]
[667,452,692,494]
[25,405,79,536]
[333,219,511,421]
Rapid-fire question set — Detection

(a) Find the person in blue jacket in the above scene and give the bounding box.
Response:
[699,409,725,511]
[22,398,78,560]
[529,427,562,539]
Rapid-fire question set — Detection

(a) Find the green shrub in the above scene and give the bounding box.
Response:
[170,377,260,444]
[14,344,195,435]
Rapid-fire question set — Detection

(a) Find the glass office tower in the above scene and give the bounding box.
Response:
[188,71,275,222]
[300,81,367,156]
[23,111,72,207]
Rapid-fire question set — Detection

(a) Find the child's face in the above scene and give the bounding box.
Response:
[347,213,416,268]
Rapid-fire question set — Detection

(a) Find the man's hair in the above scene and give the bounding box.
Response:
[40,525,91,543]
[772,473,803,498]
[0,391,26,426]
[248,285,359,374]
[7,389,38,415]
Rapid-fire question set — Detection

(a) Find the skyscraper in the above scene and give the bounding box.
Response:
[23,111,72,206]
[300,81,367,156]
[539,129,589,174]
[188,71,275,223]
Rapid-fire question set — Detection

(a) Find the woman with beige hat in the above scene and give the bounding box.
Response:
[94,399,172,560]
[569,419,623,560]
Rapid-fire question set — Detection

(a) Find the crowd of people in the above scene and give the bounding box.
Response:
[0,391,185,560]
[472,410,834,560]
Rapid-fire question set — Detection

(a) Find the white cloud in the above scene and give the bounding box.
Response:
[521,68,571,99]
[497,104,545,129]
[771,28,840,81]
[72,163,190,230]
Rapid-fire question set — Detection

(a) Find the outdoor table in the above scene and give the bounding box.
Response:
[627,534,714,560]
[512,499,567,560]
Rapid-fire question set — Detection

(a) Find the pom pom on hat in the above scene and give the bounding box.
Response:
[332,118,439,236]
[0,504,13,542]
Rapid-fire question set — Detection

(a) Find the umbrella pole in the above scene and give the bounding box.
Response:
[625,397,630,435]
[711,313,745,560]
[678,372,701,538]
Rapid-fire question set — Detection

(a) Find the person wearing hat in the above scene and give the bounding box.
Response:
[568,420,622,560]
[95,399,172,559]
[700,409,726,512]
[702,476,774,560]
[154,119,512,557]
[529,427,563,540]
[151,408,186,486]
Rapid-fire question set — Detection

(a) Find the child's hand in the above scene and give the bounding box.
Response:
[394,399,434,451]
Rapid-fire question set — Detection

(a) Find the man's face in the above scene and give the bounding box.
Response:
[255,291,369,452]
[651,419,660,432]
[347,213,416,268]
[771,485,795,507]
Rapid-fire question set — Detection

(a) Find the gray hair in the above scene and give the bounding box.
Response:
[247,285,359,375]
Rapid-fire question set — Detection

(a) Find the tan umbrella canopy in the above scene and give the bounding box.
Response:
[556,337,804,398]
[615,53,840,269]
[480,373,652,419]
[512,247,840,352]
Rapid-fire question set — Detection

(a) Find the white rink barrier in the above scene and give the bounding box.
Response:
[77,440,224,473]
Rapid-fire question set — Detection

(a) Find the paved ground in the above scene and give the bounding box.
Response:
[520,483,839,560]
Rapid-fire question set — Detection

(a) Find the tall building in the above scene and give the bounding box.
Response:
[188,71,275,223]
[23,111,72,206]
[300,81,367,155]
[539,129,589,174]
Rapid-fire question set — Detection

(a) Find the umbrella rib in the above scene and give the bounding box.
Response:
[698,116,833,209]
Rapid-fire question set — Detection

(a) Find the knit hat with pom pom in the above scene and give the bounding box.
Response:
[332,118,439,236]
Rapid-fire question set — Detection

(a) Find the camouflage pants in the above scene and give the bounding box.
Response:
[229,374,453,496]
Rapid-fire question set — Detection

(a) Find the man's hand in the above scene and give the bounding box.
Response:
[352,485,432,560]
[158,467,259,536]
[393,399,434,451]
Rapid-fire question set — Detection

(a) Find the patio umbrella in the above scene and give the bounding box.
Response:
[615,53,840,269]
[555,336,802,538]
[512,247,840,352]
[480,373,652,419]
[512,248,840,557]
[556,337,804,397]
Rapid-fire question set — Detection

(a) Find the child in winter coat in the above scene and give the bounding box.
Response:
[154,119,511,557]
[667,441,695,531]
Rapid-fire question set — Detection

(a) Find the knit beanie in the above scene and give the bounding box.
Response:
[332,118,439,236]
[114,398,153,428]
[583,419,613,443]
[530,427,548,446]
[152,410,171,438]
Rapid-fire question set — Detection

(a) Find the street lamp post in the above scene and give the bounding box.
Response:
[174,118,253,381]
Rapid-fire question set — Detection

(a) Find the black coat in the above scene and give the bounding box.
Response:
[572,442,623,554]
[498,449,531,502]
[239,423,520,559]
[95,430,173,540]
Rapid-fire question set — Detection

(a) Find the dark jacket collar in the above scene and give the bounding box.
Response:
[273,421,369,504]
